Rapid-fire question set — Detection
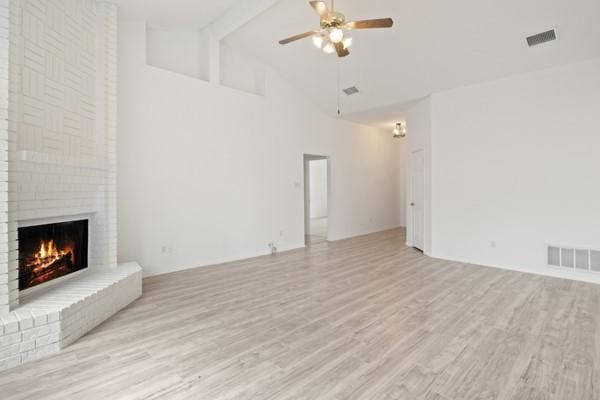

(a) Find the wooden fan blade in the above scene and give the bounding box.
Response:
[334,42,350,58]
[278,31,316,45]
[345,18,394,30]
[309,1,329,18]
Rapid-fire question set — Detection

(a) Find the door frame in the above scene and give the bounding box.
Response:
[303,154,330,245]
[407,149,425,251]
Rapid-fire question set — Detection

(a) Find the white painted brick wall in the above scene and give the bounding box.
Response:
[0,0,9,315]
[1,0,120,313]
[0,1,141,374]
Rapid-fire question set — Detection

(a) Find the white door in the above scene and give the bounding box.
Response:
[411,150,425,251]
[303,158,311,237]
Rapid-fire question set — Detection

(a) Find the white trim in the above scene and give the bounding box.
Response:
[432,253,600,286]
[17,213,95,227]
[303,153,330,244]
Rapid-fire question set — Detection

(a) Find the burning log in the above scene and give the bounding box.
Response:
[21,240,76,288]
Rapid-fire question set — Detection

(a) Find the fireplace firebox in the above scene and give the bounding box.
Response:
[18,220,89,291]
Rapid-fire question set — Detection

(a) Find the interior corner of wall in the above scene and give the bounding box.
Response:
[119,20,148,69]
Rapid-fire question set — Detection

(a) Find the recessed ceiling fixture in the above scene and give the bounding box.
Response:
[393,122,406,139]
[278,0,394,58]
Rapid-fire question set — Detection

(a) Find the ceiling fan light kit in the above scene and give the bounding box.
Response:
[323,42,336,54]
[278,0,394,58]
[329,28,344,43]
[312,35,324,48]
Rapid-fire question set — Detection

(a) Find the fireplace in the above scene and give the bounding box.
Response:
[18,220,89,291]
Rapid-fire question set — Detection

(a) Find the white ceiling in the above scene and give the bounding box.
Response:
[114,0,240,28]
[341,99,421,131]
[115,0,600,127]
[223,0,600,125]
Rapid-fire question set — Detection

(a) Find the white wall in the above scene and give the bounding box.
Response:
[428,58,600,282]
[145,27,265,95]
[309,159,328,219]
[220,41,266,96]
[117,22,402,277]
[146,27,210,80]
[396,137,407,228]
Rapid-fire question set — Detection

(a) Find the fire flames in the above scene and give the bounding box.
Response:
[33,240,74,273]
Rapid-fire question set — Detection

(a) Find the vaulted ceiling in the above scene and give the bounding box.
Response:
[116,0,600,127]
[114,0,240,28]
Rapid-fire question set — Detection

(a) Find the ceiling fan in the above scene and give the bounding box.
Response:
[278,0,394,57]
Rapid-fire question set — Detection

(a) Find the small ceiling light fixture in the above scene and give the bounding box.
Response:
[329,27,344,43]
[322,42,336,54]
[312,35,324,48]
[342,37,353,49]
[393,122,407,139]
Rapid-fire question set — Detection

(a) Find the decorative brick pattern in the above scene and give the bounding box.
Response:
[0,1,141,373]
[3,0,120,313]
[16,0,96,159]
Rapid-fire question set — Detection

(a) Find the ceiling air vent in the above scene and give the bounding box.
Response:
[526,29,557,47]
[343,86,359,96]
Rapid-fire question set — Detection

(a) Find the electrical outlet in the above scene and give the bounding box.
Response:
[161,244,173,254]
[268,242,278,254]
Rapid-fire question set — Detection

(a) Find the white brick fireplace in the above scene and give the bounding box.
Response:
[0,0,141,371]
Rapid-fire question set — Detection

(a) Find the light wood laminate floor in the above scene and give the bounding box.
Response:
[1,229,599,400]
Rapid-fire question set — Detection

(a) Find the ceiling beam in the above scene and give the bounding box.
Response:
[209,0,282,40]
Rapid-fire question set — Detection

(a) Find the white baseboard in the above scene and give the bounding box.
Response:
[430,253,600,285]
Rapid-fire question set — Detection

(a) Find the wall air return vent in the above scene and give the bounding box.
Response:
[343,86,359,96]
[591,251,600,272]
[526,29,557,47]
[548,246,561,267]
[547,245,600,273]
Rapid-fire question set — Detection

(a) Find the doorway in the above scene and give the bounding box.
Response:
[304,155,329,246]
[410,149,425,251]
